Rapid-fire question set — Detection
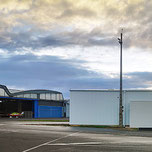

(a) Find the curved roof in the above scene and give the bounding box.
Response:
[0,84,13,97]
[12,89,62,95]
[0,84,62,97]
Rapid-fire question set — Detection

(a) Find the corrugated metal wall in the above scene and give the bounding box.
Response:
[38,106,63,118]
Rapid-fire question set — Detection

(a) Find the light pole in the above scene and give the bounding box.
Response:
[118,30,123,127]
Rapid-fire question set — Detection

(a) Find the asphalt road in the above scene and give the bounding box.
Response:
[1,119,152,152]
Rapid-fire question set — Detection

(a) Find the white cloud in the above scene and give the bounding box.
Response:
[11,45,152,80]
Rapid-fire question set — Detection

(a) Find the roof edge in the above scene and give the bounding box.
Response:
[70,89,152,92]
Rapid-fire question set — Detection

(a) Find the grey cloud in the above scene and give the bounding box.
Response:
[58,8,96,18]
[0,54,152,98]
[52,0,96,19]
[101,0,152,49]
[0,0,152,50]
[0,24,150,52]
[125,72,152,82]
[0,27,119,51]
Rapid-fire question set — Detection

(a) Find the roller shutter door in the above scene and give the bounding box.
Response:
[130,101,152,128]
[38,106,62,118]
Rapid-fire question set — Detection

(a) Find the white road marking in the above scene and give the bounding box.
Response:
[22,131,80,152]
[47,142,143,147]
[47,142,103,146]
[0,124,5,126]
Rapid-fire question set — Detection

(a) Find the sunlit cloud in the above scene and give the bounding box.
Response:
[0,0,152,97]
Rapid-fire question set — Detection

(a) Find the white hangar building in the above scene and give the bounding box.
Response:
[70,89,152,128]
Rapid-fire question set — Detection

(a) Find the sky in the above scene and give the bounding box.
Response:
[0,0,152,98]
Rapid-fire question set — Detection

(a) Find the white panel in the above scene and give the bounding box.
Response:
[70,91,119,125]
[56,94,60,100]
[66,103,70,117]
[46,93,50,100]
[4,92,8,96]
[130,101,152,128]
[17,94,24,98]
[40,93,46,99]
[24,94,31,98]
[59,94,63,100]
[124,91,152,126]
[31,94,37,99]
[70,90,152,126]
[0,88,4,96]
[51,94,56,100]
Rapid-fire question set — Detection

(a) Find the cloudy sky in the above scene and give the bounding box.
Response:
[0,0,152,98]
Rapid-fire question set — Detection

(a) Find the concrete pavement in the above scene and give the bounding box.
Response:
[1,119,152,152]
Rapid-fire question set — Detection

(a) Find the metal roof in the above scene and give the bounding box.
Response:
[12,89,62,95]
[0,84,62,97]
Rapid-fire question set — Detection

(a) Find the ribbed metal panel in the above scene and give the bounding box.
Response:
[38,106,62,118]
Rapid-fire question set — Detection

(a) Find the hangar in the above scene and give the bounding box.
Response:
[70,89,152,128]
[0,85,64,118]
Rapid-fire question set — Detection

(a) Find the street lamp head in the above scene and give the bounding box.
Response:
[118,38,121,44]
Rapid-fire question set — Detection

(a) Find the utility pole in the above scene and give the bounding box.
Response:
[118,30,123,127]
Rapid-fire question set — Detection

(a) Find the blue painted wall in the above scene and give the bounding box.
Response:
[38,106,63,118]
[34,100,39,118]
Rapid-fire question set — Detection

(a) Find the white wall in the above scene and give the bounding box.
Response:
[66,102,70,118]
[70,90,152,127]
[70,90,119,125]
[0,88,4,96]
[124,91,152,125]
[130,101,152,128]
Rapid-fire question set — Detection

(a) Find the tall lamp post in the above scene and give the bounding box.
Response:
[118,30,123,127]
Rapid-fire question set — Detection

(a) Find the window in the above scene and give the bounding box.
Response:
[40,93,46,99]
[24,94,31,98]
[56,94,60,100]
[31,94,37,99]
[46,93,50,100]
[17,94,24,98]
[51,94,56,100]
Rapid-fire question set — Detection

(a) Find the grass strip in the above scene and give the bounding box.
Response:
[24,123,138,131]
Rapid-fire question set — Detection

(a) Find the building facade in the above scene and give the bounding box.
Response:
[70,89,152,128]
[0,85,65,118]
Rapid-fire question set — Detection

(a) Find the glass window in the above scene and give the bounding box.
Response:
[51,94,56,100]
[59,94,63,100]
[40,93,46,99]
[24,94,31,98]
[56,94,60,100]
[31,94,37,99]
[17,94,24,98]
[46,93,50,100]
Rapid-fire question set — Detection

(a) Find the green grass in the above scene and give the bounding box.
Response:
[20,120,138,131]
[72,125,138,130]
[71,125,119,128]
